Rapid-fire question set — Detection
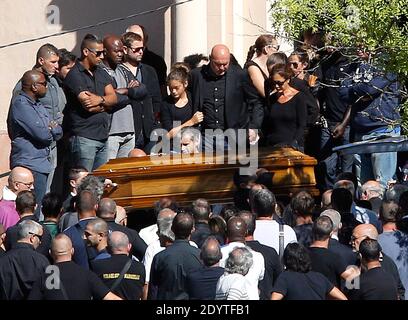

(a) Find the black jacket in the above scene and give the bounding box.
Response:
[190,64,264,129]
[118,63,162,139]
[0,243,49,300]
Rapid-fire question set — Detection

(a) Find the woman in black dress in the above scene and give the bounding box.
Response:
[264,64,307,150]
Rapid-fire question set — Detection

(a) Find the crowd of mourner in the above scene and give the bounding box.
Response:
[0,23,407,300]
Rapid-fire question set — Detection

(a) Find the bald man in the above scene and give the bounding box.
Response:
[126,24,168,96]
[128,148,147,157]
[189,44,263,152]
[101,35,147,160]
[10,44,66,196]
[0,167,34,230]
[351,223,406,299]
[91,231,146,300]
[8,70,63,219]
[219,216,265,300]
[28,234,121,300]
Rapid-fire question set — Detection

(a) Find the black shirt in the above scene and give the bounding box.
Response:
[0,243,49,300]
[246,240,282,300]
[202,66,226,129]
[265,92,307,147]
[273,270,334,300]
[308,247,348,288]
[319,53,355,123]
[186,266,224,300]
[149,239,201,300]
[28,261,110,300]
[63,61,112,141]
[91,254,145,300]
[347,267,398,300]
[105,220,147,261]
[328,238,358,267]
[161,95,193,132]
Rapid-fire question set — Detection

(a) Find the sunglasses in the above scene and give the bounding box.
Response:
[29,232,43,241]
[129,46,145,53]
[87,48,104,57]
[36,81,48,87]
[273,79,288,87]
[289,62,299,69]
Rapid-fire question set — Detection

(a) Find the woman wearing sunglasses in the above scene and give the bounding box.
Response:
[245,34,280,98]
[288,49,320,156]
[264,64,307,151]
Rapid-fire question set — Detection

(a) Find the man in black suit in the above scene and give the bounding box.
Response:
[190,44,263,152]
[119,32,162,153]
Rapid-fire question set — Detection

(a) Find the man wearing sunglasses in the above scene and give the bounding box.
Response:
[0,219,49,300]
[8,70,63,220]
[63,34,117,172]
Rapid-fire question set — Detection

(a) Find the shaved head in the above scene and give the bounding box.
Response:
[158,208,176,220]
[8,167,34,194]
[97,198,117,219]
[103,35,122,50]
[227,216,247,242]
[51,234,73,257]
[128,148,146,157]
[210,44,231,76]
[108,231,130,254]
[21,70,45,91]
[352,223,378,251]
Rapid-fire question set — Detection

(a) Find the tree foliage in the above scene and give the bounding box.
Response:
[270,0,408,129]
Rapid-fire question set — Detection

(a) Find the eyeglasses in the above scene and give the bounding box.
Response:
[289,62,299,69]
[129,46,145,53]
[87,48,104,57]
[36,81,48,87]
[350,235,371,243]
[273,79,288,87]
[29,232,43,241]
[15,181,34,188]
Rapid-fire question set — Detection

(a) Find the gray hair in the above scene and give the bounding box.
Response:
[108,231,129,253]
[361,183,385,199]
[17,220,42,240]
[77,175,104,202]
[157,215,175,242]
[225,246,253,276]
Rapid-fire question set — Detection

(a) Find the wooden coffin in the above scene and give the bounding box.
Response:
[92,147,318,208]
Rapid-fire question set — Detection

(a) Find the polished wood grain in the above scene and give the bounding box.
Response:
[93,147,318,208]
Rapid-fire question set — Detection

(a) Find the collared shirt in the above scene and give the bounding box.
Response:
[63,61,112,141]
[202,66,226,129]
[8,92,62,174]
[2,186,16,201]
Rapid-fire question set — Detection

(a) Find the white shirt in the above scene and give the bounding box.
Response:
[139,224,159,246]
[2,186,16,201]
[215,273,251,300]
[219,242,264,300]
[253,219,297,254]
